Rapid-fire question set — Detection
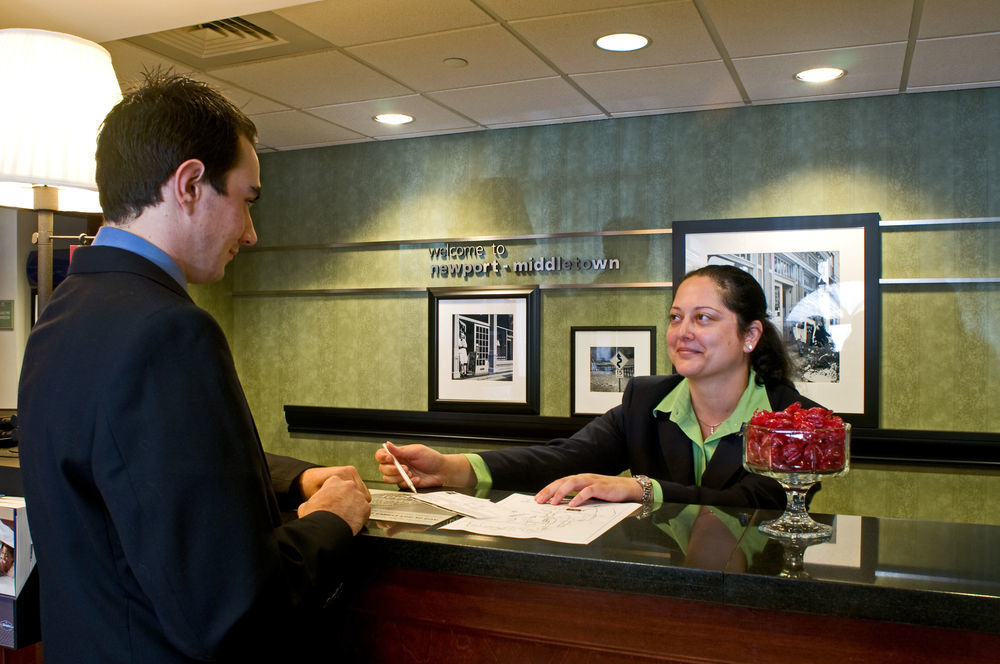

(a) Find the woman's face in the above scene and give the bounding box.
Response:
[667,275,758,381]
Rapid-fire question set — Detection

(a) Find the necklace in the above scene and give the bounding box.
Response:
[696,416,724,435]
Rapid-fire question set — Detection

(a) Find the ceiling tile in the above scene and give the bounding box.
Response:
[276,0,494,47]
[701,0,913,57]
[250,109,367,150]
[573,61,742,113]
[919,0,1000,38]
[482,0,647,21]
[207,50,412,108]
[510,1,719,74]
[427,77,604,126]
[735,44,907,102]
[909,34,1000,89]
[307,95,478,137]
[348,24,557,92]
[102,41,289,114]
[102,40,195,89]
[195,74,290,115]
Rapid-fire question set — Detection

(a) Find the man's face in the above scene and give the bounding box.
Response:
[184,136,260,284]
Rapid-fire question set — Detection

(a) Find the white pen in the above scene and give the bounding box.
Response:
[383,441,418,493]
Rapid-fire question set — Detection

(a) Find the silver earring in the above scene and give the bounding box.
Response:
[745,344,753,352]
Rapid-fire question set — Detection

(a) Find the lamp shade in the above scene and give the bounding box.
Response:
[0,28,121,212]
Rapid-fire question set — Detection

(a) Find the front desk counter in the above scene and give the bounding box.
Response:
[348,489,1000,663]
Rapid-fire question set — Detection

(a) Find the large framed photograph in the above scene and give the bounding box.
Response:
[429,286,540,413]
[672,214,880,428]
[571,327,656,416]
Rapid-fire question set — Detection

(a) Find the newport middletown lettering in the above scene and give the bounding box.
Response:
[428,243,621,280]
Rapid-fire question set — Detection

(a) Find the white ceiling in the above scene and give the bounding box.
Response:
[3,0,999,152]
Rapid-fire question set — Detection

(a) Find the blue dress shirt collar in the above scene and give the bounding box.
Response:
[91,226,188,290]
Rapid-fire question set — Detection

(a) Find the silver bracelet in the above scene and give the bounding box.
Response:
[633,474,654,519]
[634,474,653,504]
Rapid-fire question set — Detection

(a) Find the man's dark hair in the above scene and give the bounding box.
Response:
[95,70,258,223]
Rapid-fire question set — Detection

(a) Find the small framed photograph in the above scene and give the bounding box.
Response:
[571,326,656,416]
[672,213,880,427]
[429,286,540,413]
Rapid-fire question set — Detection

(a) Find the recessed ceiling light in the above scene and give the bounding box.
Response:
[595,33,649,52]
[795,67,846,83]
[443,57,468,68]
[374,113,414,125]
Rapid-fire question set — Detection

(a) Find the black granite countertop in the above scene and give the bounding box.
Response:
[358,489,1000,634]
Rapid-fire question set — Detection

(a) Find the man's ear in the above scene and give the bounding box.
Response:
[170,159,207,214]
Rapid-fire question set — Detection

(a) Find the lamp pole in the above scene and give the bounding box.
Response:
[33,186,59,314]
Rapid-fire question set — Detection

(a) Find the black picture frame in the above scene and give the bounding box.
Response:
[671,213,881,428]
[570,326,656,416]
[428,286,540,413]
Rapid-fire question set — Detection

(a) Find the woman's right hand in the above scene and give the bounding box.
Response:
[375,442,474,489]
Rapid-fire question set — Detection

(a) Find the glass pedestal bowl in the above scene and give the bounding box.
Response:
[743,422,850,542]
[776,534,831,579]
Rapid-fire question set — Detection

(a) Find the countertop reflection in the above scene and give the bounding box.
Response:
[359,487,1000,634]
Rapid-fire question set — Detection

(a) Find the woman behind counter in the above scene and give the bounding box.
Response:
[376,264,823,510]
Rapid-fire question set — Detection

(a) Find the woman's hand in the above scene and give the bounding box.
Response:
[534,473,643,507]
[374,442,475,490]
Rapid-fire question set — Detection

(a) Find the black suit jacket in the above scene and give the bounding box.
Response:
[480,374,820,509]
[18,247,354,663]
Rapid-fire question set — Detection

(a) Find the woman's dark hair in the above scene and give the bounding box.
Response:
[95,70,257,223]
[676,264,794,387]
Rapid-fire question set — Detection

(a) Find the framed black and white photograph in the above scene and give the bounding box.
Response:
[571,326,656,416]
[429,286,540,413]
[672,213,880,428]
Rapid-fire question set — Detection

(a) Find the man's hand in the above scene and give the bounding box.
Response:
[297,466,365,500]
[297,466,371,535]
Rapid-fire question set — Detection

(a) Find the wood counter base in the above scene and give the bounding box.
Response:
[348,567,999,663]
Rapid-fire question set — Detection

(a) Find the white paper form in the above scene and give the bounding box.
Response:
[369,490,454,526]
[409,491,511,519]
[440,493,640,545]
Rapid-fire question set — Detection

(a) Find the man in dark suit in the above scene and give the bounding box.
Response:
[18,72,371,663]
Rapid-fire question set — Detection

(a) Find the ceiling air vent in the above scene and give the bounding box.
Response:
[147,18,287,59]
[126,12,333,69]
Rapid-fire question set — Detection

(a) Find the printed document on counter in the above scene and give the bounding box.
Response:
[369,490,454,526]
[440,493,639,545]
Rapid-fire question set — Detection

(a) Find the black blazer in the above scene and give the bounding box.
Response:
[18,247,354,663]
[480,374,820,509]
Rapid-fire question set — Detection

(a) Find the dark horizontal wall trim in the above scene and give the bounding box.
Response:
[285,406,1000,469]
[851,428,1000,467]
[285,405,596,446]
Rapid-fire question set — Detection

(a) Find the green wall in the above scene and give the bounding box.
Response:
[192,87,999,525]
